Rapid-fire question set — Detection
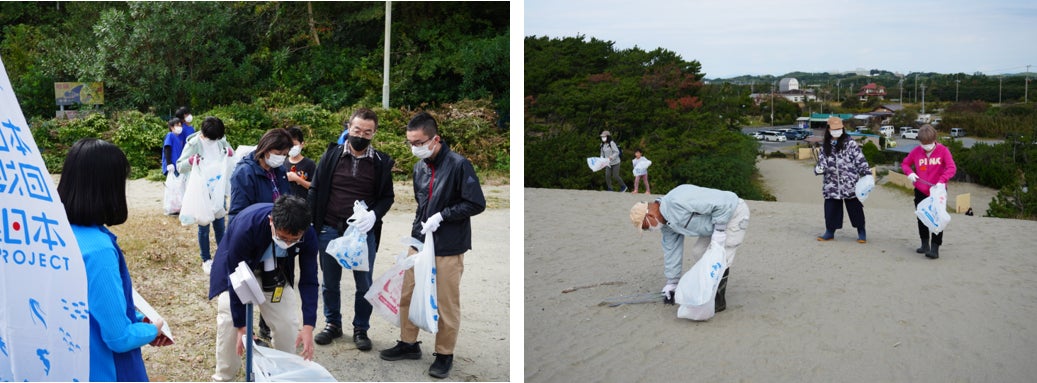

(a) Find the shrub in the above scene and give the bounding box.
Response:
[110,111,166,179]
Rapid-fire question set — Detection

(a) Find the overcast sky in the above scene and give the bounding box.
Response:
[523,0,1037,79]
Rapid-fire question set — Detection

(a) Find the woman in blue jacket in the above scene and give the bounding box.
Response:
[227,128,293,225]
[58,138,172,381]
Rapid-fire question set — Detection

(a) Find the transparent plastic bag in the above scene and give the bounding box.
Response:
[855,174,875,202]
[587,157,609,172]
[364,237,421,327]
[179,169,215,226]
[325,201,370,271]
[915,183,951,234]
[163,172,184,215]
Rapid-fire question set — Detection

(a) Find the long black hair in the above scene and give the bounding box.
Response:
[58,138,130,226]
[822,129,849,156]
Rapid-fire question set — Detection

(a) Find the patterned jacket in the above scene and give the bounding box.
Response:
[818,138,870,199]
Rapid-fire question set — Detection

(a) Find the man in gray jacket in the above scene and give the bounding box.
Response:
[629,184,751,311]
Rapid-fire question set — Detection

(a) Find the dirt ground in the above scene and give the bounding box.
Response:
[106,176,511,382]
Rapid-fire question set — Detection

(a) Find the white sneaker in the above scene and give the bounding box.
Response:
[202,259,213,275]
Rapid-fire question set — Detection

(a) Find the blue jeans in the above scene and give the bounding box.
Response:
[318,225,377,330]
[198,217,225,262]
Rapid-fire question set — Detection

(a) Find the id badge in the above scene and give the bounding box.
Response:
[271,285,284,303]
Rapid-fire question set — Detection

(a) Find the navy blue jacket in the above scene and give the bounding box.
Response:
[208,203,319,328]
[228,154,292,221]
[411,142,486,256]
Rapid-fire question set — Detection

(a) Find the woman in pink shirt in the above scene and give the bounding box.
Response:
[900,124,957,259]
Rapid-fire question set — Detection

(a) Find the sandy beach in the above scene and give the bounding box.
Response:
[524,158,1037,382]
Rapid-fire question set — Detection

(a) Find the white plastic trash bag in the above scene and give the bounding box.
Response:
[675,243,727,321]
[915,183,951,234]
[180,169,215,226]
[632,158,652,176]
[408,232,439,333]
[365,237,421,327]
[325,201,371,271]
[587,157,609,172]
[163,172,184,215]
[200,155,229,219]
[251,341,336,381]
[855,174,875,202]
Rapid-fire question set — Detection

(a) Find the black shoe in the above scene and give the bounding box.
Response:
[314,324,342,345]
[380,341,422,361]
[429,353,453,379]
[258,317,271,341]
[353,330,372,351]
[620,185,628,193]
[714,269,729,313]
[916,240,930,254]
[926,243,940,259]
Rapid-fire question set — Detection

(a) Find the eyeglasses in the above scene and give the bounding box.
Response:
[408,137,434,147]
[348,125,375,138]
[274,231,304,247]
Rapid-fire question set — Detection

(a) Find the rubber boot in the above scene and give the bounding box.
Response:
[916,240,930,254]
[926,243,940,259]
[714,269,730,313]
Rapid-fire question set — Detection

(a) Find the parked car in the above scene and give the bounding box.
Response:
[879,125,895,138]
[950,128,966,137]
[747,131,763,140]
[761,130,787,142]
[901,128,919,139]
[899,126,913,135]
[788,128,812,140]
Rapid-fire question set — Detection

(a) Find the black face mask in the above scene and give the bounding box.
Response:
[349,135,371,151]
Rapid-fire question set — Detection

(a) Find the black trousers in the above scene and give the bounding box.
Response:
[824,197,865,233]
[914,189,944,246]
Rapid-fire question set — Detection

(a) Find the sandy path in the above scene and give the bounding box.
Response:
[524,158,1037,382]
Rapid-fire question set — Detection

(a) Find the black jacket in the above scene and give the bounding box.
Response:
[308,143,395,249]
[410,142,486,255]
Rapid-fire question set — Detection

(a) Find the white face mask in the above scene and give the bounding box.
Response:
[411,140,435,159]
[921,143,936,152]
[266,153,287,168]
[173,125,183,135]
[644,214,663,232]
[185,114,193,123]
[272,234,292,250]
[289,145,302,158]
[830,129,843,138]
[601,137,608,142]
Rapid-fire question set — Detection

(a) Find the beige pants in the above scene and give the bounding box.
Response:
[212,286,301,382]
[399,250,465,354]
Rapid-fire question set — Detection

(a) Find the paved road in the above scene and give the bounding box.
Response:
[743,125,1003,153]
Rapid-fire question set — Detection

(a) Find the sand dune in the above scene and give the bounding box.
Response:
[524,158,1037,382]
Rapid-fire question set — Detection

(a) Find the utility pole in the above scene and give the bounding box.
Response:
[955,79,960,102]
[999,76,1003,104]
[770,82,775,125]
[1026,64,1031,103]
[914,74,918,103]
[920,83,926,114]
[382,1,392,109]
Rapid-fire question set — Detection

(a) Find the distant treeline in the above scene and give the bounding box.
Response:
[525,35,772,200]
[0,2,509,120]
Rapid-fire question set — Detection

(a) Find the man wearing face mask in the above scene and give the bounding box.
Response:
[208,195,319,381]
[814,116,871,243]
[628,184,750,312]
[228,128,294,225]
[901,124,957,259]
[380,112,485,379]
[308,108,395,350]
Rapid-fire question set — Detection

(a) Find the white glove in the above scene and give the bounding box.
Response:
[814,164,824,175]
[166,164,175,173]
[350,209,376,233]
[908,173,919,183]
[661,283,678,304]
[420,212,444,234]
[711,229,727,246]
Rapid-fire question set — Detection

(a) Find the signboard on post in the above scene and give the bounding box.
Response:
[54,82,104,106]
[1,58,91,380]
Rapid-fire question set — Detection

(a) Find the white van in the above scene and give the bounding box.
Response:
[879,125,894,138]
[760,130,787,142]
[950,128,966,137]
